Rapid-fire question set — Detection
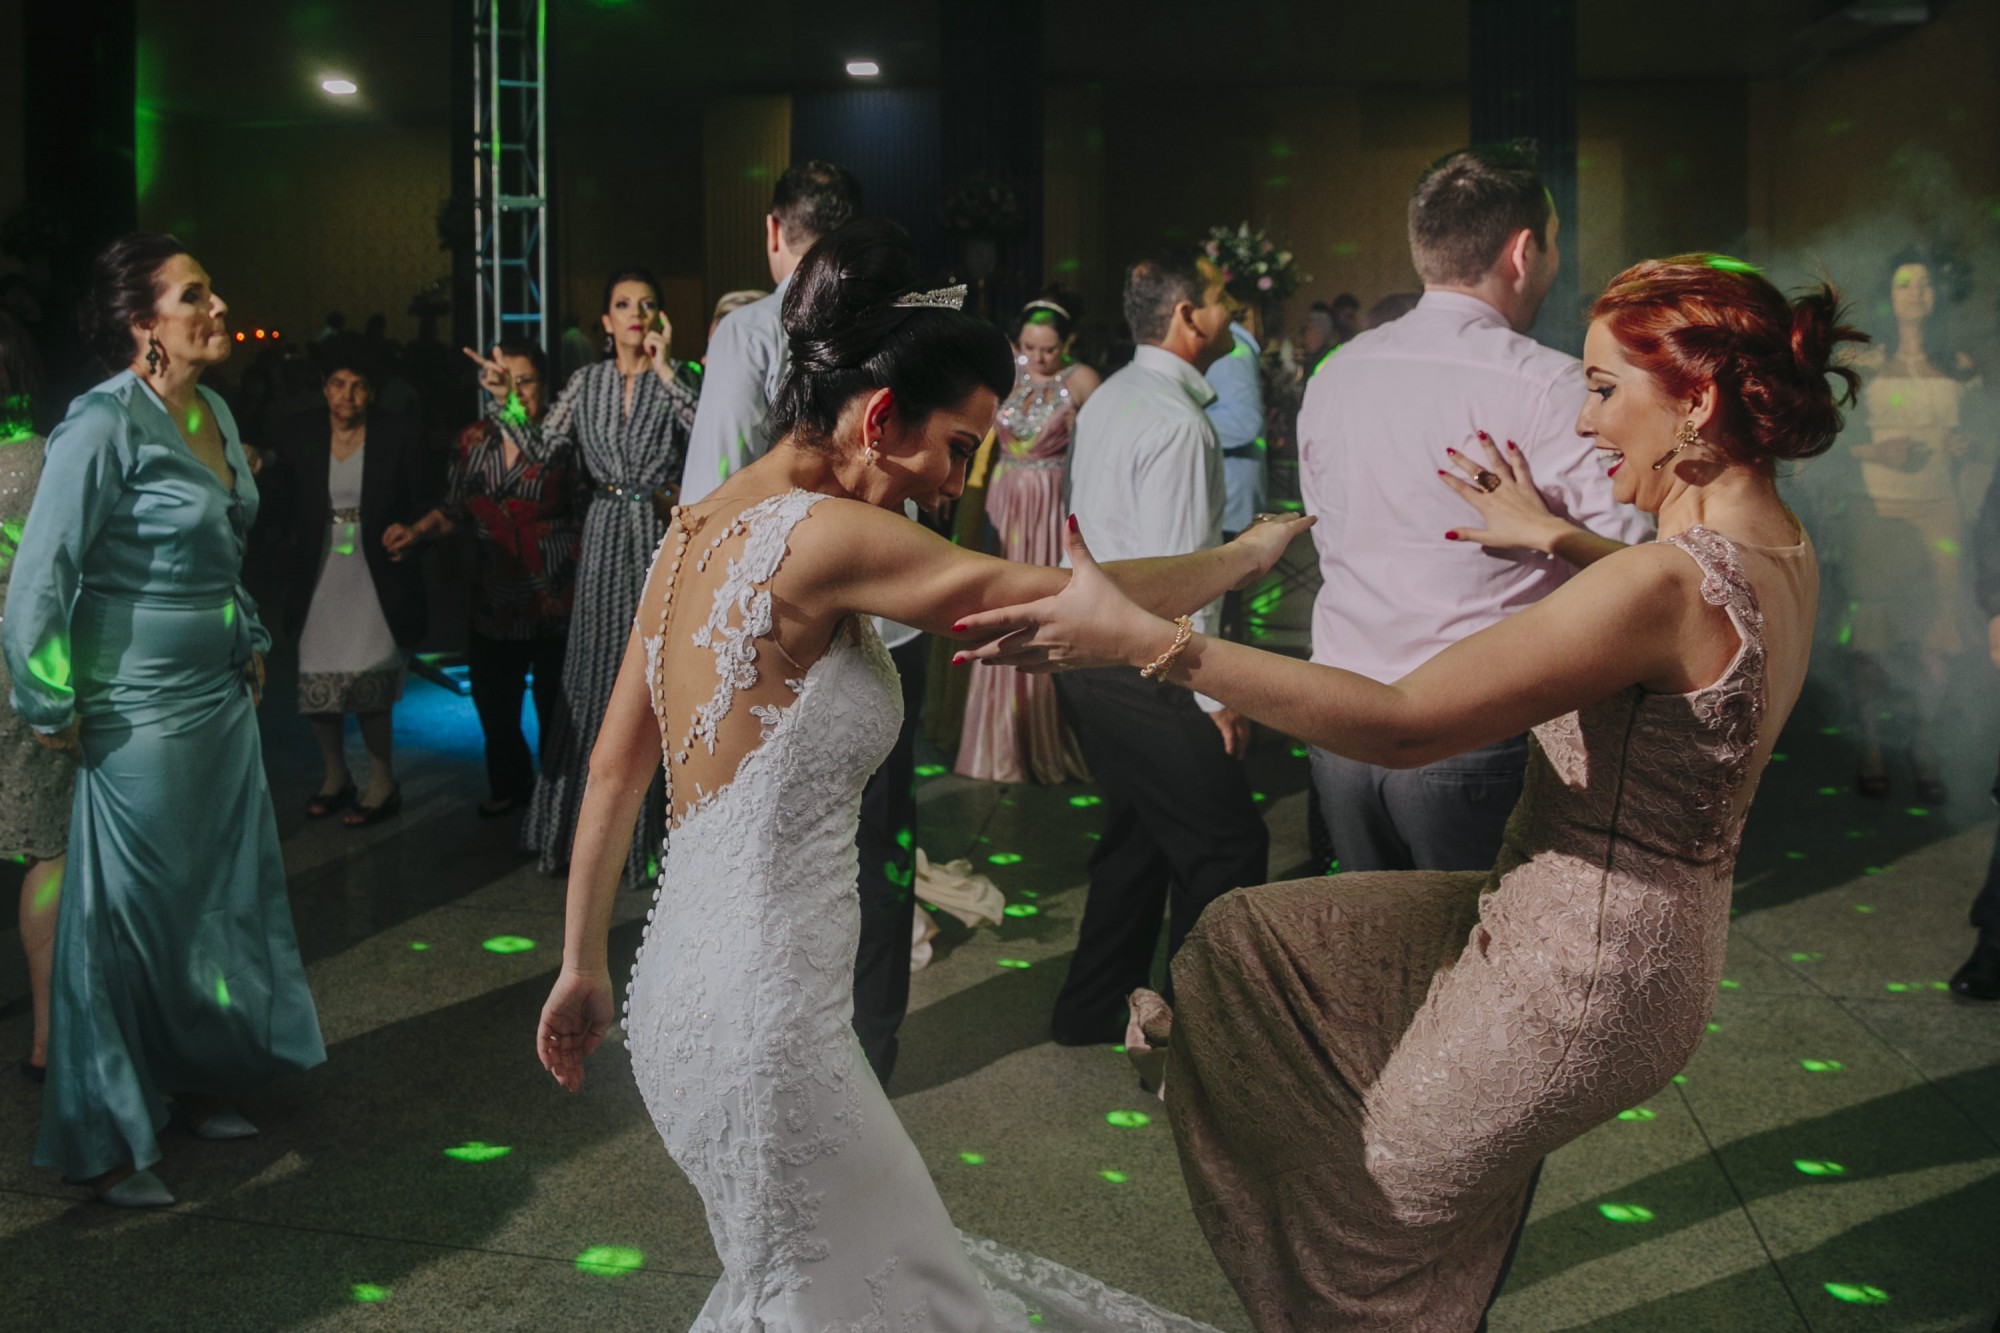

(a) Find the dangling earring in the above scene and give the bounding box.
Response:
[603,332,613,357]
[145,336,164,376]
[1654,419,1701,471]
[860,439,879,466]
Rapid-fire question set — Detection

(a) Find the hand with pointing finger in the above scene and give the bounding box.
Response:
[461,344,515,406]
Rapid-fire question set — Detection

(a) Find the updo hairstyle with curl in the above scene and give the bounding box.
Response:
[79,231,189,372]
[771,218,1013,449]
[1590,254,1868,469]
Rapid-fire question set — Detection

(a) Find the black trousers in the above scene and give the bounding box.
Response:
[1052,667,1269,1045]
[467,632,566,803]
[1972,766,2000,937]
[852,635,927,1087]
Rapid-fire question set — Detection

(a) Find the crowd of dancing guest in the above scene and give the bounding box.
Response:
[387,340,583,819]
[270,336,431,825]
[467,266,697,884]
[3,233,323,1206]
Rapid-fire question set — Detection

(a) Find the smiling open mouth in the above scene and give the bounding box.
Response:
[1598,449,1624,476]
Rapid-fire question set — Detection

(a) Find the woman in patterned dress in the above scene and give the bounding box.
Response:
[957,256,1861,1331]
[955,291,1098,783]
[465,269,696,881]
[388,340,582,817]
[0,312,76,1083]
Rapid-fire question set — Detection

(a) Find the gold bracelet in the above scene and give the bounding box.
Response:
[1139,615,1196,681]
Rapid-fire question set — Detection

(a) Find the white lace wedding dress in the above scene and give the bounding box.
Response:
[623,488,1215,1332]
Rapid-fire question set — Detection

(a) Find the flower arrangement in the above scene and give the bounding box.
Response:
[1204,222,1306,305]
[942,174,1025,238]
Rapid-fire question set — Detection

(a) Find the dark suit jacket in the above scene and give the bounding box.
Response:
[273,408,432,649]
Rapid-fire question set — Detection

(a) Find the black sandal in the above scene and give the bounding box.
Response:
[305,781,356,819]
[343,784,403,828]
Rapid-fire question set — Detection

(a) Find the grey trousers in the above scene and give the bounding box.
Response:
[1309,734,1529,874]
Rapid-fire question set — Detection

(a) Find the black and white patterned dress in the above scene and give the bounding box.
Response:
[494,359,696,880]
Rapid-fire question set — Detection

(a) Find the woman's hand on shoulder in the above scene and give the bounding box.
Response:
[1439,431,1566,553]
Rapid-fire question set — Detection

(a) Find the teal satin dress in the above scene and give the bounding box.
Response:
[2,372,325,1181]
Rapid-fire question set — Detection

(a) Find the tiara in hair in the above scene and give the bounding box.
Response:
[893,284,968,311]
[1023,298,1070,319]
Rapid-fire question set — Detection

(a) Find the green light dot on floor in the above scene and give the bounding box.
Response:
[1929,980,1949,991]
[1770,752,1788,762]
[350,1283,389,1303]
[1068,794,1103,808]
[1251,791,1267,803]
[1706,1022,1721,1033]
[482,935,536,954]
[1905,806,1930,817]
[1098,1170,1128,1184]
[1823,1282,1889,1305]
[1003,903,1039,917]
[915,764,947,778]
[1719,979,1740,990]
[1105,1110,1152,1129]
[996,959,1032,970]
[1819,725,1842,736]
[959,1152,986,1165]
[574,1245,645,1276]
[1800,1059,1844,1073]
[1671,1074,1687,1085]
[989,853,1023,866]
[1863,866,1886,876]
[1616,1107,1657,1122]
[1788,952,1823,963]
[1019,889,1039,899]
[1854,904,1875,914]
[1817,786,1840,796]
[1289,745,1309,759]
[1597,1202,1655,1224]
[1785,851,1806,860]
[1111,1044,1126,1054]
[1886,982,1910,992]
[1084,832,1101,841]
[1794,1159,1848,1177]
[408,941,430,951]
[443,1141,512,1162]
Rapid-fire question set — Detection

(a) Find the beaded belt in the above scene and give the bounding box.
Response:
[330,506,362,522]
[600,482,653,502]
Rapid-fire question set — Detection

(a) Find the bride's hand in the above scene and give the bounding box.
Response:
[1226,512,1315,589]
[952,518,1171,674]
[538,968,614,1092]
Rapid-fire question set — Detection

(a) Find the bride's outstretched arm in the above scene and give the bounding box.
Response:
[787,498,1311,637]
[958,522,1728,770]
[538,626,660,1091]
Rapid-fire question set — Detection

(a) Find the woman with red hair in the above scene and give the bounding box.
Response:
[955,255,1861,1331]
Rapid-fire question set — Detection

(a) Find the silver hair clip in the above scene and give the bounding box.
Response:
[893,284,968,311]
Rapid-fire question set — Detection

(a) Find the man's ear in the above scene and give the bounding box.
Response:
[766,214,783,255]
[1501,228,1537,289]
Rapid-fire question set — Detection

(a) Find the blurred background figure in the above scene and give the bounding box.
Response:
[1833,250,1981,804]
[274,334,432,827]
[386,341,581,819]
[0,311,76,1085]
[1364,290,1422,330]
[955,288,1096,784]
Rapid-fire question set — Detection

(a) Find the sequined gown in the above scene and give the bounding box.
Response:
[625,489,1212,1331]
[1160,528,1816,1331]
[955,364,1090,783]
[0,434,76,859]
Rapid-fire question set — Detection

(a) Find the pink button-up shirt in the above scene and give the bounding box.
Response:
[1298,291,1652,684]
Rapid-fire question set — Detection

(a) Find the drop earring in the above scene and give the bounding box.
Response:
[1653,419,1701,471]
[603,333,613,357]
[860,439,879,466]
[145,336,163,376]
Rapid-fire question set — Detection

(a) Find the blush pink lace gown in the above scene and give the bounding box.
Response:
[1158,527,1816,1332]
[955,365,1090,783]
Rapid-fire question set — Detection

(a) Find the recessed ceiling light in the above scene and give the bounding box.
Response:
[845,60,880,78]
[321,78,359,96]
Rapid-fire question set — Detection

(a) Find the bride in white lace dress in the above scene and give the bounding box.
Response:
[534,219,1307,1331]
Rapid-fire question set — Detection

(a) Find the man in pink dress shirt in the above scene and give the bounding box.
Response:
[1298,141,1652,873]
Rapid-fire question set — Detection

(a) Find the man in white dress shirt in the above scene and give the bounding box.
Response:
[1299,141,1651,874]
[1053,252,1270,1046]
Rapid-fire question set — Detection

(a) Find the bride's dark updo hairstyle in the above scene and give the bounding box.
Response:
[770,218,1013,449]
[1590,254,1868,469]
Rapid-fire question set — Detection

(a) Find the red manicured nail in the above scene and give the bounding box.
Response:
[1446,447,1459,456]
[1445,531,1459,540]
[950,622,967,633]
[1067,514,1078,533]
[950,654,967,666]
[1507,440,1518,450]
[1475,430,1490,440]
[1437,469,1449,476]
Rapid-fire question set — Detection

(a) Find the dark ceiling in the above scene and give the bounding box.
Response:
[135,0,1926,127]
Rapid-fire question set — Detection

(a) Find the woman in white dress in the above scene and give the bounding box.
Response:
[534,219,1306,1330]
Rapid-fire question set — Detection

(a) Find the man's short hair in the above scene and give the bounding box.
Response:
[771,160,864,251]
[1407,141,1551,286]
[1122,251,1207,345]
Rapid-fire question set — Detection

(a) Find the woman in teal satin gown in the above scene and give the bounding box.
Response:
[1,234,323,1206]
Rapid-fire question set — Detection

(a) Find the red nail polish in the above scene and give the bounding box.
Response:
[1475,430,1490,440]
[1067,514,1078,533]
[1445,531,1459,540]
[1507,440,1518,450]
[950,622,966,634]
[1446,447,1459,456]
[1437,469,1449,476]
[950,654,966,666]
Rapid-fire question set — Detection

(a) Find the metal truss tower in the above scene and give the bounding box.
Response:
[471,0,548,354]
